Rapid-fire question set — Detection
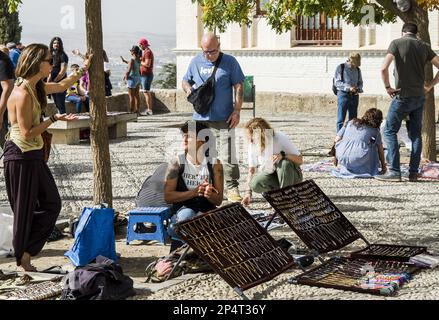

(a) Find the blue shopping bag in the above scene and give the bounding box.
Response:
[65,205,117,267]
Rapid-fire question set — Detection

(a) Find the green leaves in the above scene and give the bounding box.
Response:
[5,0,22,13]
[192,0,256,32]
[153,63,177,89]
[192,0,436,34]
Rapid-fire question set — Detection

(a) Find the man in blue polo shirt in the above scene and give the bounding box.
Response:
[182,33,245,202]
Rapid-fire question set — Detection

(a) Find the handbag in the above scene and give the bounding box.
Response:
[65,205,117,267]
[187,52,223,115]
[41,130,53,163]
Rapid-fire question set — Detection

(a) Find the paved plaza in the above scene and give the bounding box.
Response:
[1,111,439,300]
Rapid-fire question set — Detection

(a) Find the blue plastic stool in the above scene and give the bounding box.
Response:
[126,207,171,245]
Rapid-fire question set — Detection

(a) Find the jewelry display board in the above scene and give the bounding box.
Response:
[262,180,363,254]
[350,243,427,262]
[262,180,427,261]
[291,256,420,296]
[174,203,295,291]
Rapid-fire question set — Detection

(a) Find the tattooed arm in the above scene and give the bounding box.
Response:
[164,159,198,204]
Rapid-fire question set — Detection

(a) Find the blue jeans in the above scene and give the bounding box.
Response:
[384,96,425,174]
[167,206,200,240]
[66,95,90,113]
[53,91,67,114]
[140,74,154,91]
[336,91,359,133]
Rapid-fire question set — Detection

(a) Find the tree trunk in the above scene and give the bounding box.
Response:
[85,0,113,207]
[414,9,437,162]
[0,0,22,44]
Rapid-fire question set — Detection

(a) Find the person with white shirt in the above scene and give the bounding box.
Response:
[242,118,303,207]
[164,121,223,247]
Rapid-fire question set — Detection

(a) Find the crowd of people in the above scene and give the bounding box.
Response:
[1,21,439,270]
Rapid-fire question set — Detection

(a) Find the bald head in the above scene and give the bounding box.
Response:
[201,32,220,47]
[201,32,221,62]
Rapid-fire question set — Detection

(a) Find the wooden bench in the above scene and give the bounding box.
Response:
[47,112,137,145]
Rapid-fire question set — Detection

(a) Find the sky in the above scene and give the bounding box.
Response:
[19,0,176,36]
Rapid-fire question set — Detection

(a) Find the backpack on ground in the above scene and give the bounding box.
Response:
[61,255,136,300]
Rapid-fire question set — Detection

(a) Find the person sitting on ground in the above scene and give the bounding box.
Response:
[164,121,223,251]
[121,46,141,114]
[66,64,90,113]
[242,118,303,207]
[333,108,386,178]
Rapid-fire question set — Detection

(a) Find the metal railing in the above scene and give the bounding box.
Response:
[295,14,342,46]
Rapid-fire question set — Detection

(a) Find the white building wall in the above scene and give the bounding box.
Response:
[175,2,439,95]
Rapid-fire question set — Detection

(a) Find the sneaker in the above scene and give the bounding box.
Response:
[226,187,242,202]
[147,110,153,115]
[374,171,402,182]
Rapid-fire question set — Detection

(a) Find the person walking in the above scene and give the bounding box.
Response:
[3,43,92,271]
[0,50,14,149]
[376,22,439,182]
[48,37,69,114]
[138,38,154,115]
[182,32,245,202]
[334,52,363,133]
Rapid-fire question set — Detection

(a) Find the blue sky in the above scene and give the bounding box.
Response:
[19,0,176,35]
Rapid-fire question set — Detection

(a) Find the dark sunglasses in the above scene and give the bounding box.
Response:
[202,45,219,56]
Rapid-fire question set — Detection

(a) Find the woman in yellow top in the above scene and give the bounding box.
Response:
[3,43,92,271]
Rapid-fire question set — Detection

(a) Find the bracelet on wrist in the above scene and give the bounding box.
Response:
[385,85,391,89]
[50,115,58,123]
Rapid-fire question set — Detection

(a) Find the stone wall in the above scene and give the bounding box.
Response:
[49,90,177,114]
[176,90,439,120]
[51,90,439,121]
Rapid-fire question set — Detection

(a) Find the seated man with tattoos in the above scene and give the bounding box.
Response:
[165,121,224,250]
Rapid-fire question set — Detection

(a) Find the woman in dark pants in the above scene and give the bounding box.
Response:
[3,44,92,271]
[48,37,69,114]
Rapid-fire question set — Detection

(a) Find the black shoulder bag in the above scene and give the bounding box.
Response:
[187,53,223,115]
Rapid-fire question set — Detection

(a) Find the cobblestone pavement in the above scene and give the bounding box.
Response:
[1,111,438,299]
